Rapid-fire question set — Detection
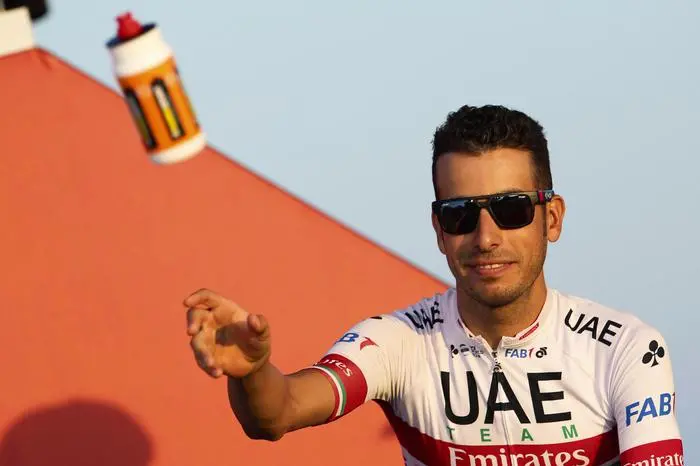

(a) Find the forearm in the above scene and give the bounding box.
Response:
[227,360,292,441]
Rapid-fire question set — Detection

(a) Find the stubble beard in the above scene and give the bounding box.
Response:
[455,240,548,311]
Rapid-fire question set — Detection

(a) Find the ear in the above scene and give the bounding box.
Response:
[546,194,566,243]
[432,213,447,255]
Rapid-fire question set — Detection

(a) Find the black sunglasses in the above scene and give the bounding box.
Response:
[432,190,555,235]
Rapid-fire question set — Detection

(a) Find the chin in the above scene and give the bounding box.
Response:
[464,283,525,308]
[474,293,520,309]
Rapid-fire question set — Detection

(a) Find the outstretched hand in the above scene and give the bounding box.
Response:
[184,289,271,378]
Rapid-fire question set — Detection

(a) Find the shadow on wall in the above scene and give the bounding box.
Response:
[0,399,153,466]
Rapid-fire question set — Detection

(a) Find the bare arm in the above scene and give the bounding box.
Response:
[227,362,335,441]
[183,289,336,440]
[183,288,404,442]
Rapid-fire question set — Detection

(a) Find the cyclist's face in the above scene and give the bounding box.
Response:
[432,148,564,308]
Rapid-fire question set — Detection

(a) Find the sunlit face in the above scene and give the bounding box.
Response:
[432,148,565,308]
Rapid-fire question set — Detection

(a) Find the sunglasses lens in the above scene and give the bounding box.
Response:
[439,201,479,234]
[491,195,534,228]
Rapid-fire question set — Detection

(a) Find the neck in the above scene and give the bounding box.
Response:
[456,276,548,349]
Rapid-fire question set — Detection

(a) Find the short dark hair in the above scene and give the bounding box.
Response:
[431,104,552,199]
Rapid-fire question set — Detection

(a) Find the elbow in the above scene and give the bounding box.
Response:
[242,424,286,442]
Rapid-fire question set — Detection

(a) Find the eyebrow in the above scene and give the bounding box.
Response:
[491,187,530,195]
[439,187,535,202]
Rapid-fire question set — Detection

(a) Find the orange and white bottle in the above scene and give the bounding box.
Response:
[106,12,206,164]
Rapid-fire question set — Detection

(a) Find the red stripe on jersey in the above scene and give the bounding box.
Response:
[518,322,539,340]
[620,439,684,465]
[376,401,620,465]
[315,353,368,420]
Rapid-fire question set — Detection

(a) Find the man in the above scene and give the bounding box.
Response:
[185,105,684,465]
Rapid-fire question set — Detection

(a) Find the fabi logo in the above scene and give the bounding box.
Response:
[625,392,675,426]
[504,347,548,359]
[337,332,378,350]
[338,332,360,343]
[360,337,378,350]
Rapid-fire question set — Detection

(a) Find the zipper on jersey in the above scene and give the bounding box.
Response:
[491,350,501,374]
[492,350,514,458]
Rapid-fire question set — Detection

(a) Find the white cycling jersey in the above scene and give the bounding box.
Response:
[308,288,684,466]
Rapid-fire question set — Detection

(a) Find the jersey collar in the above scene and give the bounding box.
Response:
[455,287,558,350]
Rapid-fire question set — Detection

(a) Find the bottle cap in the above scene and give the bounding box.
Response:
[116,12,143,41]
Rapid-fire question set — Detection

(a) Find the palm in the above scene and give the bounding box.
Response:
[207,309,269,377]
[185,290,271,379]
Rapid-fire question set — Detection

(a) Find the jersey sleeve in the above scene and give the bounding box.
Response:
[609,322,684,463]
[306,313,417,423]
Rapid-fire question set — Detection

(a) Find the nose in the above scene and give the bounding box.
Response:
[471,208,503,252]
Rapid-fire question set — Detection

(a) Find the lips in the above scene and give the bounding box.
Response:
[465,261,515,277]
[473,263,509,270]
[466,261,515,268]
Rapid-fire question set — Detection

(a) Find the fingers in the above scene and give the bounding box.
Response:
[183,288,222,309]
[184,288,226,336]
[190,330,223,378]
[248,314,269,337]
[190,330,212,366]
[186,307,210,335]
[244,314,271,355]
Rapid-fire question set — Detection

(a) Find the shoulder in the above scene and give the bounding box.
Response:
[333,288,455,345]
[385,287,457,335]
[554,290,669,357]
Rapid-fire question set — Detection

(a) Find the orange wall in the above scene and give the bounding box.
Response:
[0,48,448,466]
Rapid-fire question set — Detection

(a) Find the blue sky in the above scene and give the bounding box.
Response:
[34,0,698,458]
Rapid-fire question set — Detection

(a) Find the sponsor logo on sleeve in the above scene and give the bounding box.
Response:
[359,337,378,350]
[337,332,361,343]
[314,353,368,420]
[622,454,683,466]
[642,340,665,367]
[620,439,684,466]
[336,332,379,350]
[625,392,676,426]
[404,301,444,331]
